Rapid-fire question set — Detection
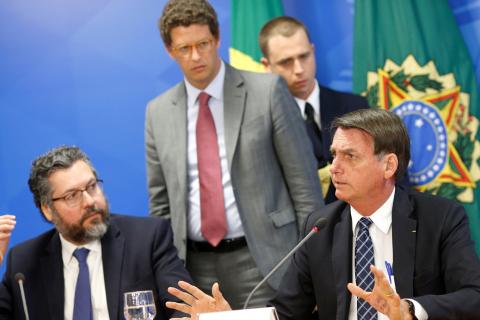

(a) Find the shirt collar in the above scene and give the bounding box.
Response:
[294,79,320,115]
[185,60,225,107]
[350,187,395,235]
[60,233,101,266]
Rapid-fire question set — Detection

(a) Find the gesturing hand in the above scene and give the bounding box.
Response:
[166,281,232,320]
[347,265,412,320]
[0,215,16,264]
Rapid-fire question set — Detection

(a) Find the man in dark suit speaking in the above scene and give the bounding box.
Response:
[0,146,191,319]
[166,109,480,320]
[259,16,370,203]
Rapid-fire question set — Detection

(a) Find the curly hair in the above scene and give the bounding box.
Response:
[28,145,97,216]
[159,0,219,46]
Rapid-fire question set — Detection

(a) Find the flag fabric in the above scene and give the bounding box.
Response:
[230,0,283,72]
[353,0,480,254]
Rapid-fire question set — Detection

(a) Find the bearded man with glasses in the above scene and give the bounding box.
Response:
[0,145,192,319]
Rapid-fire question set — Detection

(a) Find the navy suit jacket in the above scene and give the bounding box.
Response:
[272,186,480,320]
[318,85,369,163]
[0,215,192,319]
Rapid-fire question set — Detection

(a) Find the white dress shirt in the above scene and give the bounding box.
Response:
[184,61,244,241]
[347,188,427,320]
[294,80,321,128]
[60,235,109,320]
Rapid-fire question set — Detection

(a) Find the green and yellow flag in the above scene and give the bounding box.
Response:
[353,0,480,253]
[230,0,283,72]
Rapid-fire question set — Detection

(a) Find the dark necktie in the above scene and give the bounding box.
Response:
[196,92,227,246]
[355,217,377,320]
[72,248,93,320]
[304,103,326,168]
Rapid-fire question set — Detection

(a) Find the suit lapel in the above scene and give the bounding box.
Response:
[102,222,126,320]
[392,187,416,297]
[42,232,65,320]
[223,65,246,172]
[331,206,353,320]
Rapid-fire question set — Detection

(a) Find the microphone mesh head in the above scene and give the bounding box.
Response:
[14,273,25,283]
[314,217,328,229]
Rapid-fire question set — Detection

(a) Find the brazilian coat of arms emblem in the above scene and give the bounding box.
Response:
[365,54,480,204]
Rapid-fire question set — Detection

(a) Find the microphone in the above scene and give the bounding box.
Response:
[14,273,30,320]
[243,216,328,309]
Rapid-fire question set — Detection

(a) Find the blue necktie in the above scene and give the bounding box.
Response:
[73,248,93,320]
[355,217,377,320]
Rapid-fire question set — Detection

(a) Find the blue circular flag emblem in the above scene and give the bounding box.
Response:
[392,100,448,186]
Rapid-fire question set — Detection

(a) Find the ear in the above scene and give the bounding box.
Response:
[41,203,54,222]
[214,34,221,49]
[261,57,271,71]
[383,153,399,180]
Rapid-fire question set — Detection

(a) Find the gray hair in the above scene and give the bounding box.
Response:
[331,108,410,179]
[28,146,97,217]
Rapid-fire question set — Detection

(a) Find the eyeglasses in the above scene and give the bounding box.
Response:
[171,38,214,58]
[51,179,103,208]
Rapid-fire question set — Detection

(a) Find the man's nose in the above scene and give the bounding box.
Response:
[330,157,340,174]
[293,59,304,74]
[81,190,95,207]
[191,46,201,61]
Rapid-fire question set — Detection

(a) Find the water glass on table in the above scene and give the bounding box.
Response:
[124,290,156,320]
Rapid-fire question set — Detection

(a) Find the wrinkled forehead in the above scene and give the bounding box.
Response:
[331,127,374,152]
[48,160,95,195]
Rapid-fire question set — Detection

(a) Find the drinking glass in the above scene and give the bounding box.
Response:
[124,290,157,320]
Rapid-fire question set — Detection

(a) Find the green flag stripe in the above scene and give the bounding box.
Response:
[353,0,480,254]
[231,0,283,63]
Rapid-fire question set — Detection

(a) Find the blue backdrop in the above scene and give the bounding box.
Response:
[1,0,479,274]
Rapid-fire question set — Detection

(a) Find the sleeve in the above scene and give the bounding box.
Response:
[269,213,317,320]
[269,76,325,232]
[414,202,480,319]
[145,100,171,218]
[0,250,15,319]
[151,218,192,319]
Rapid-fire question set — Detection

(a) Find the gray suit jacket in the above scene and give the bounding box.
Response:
[145,63,324,288]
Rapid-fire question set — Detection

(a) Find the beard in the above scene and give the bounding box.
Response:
[51,201,110,244]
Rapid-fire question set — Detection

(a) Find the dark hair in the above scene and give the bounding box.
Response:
[28,145,97,215]
[259,16,311,58]
[331,108,410,179]
[159,0,219,46]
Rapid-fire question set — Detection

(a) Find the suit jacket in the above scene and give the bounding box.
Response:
[272,186,480,319]
[0,215,192,319]
[318,85,369,164]
[145,63,324,288]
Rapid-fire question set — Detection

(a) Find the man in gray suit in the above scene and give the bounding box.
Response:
[145,0,324,308]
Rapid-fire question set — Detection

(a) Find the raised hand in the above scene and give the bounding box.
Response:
[166,281,231,320]
[347,265,411,320]
[0,215,16,264]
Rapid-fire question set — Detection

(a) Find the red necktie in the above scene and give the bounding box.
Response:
[196,92,227,246]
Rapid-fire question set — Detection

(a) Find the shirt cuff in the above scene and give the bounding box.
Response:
[408,299,428,320]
